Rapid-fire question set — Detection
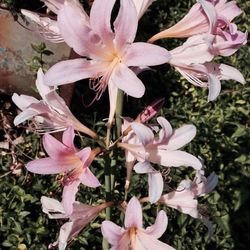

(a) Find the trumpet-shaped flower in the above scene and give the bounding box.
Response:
[21,0,65,43]
[168,34,245,101]
[12,68,96,137]
[170,61,245,101]
[44,0,171,124]
[26,127,100,214]
[159,170,218,237]
[21,1,89,43]
[148,0,243,42]
[119,117,202,203]
[122,98,165,192]
[41,196,111,250]
[101,197,175,250]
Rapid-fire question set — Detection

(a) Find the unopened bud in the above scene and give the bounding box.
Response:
[135,97,165,123]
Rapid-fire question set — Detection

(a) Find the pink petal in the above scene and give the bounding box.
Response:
[111,63,145,98]
[157,117,173,139]
[125,197,143,228]
[90,0,115,47]
[170,34,215,65]
[166,124,196,150]
[43,133,71,158]
[124,42,171,66]
[148,172,164,203]
[118,143,147,162]
[213,30,247,57]
[199,0,217,33]
[41,196,67,219]
[131,122,154,145]
[148,149,202,170]
[44,91,72,118]
[136,231,175,250]
[79,168,101,188]
[114,0,138,51]
[57,1,92,56]
[148,3,208,42]
[219,64,245,84]
[44,59,108,86]
[114,233,131,250]
[159,190,199,218]
[13,108,41,126]
[12,93,39,110]
[62,179,81,215]
[207,74,221,101]
[144,210,168,238]
[36,68,54,100]
[62,126,76,150]
[26,157,76,174]
[132,0,156,19]
[57,221,73,250]
[217,0,242,21]
[75,147,91,163]
[134,161,156,174]
[101,221,125,245]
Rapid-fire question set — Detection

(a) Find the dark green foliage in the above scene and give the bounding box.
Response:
[0,0,249,249]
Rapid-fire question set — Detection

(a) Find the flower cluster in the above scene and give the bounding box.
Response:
[12,0,246,249]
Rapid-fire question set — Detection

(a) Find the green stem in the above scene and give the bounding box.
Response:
[103,90,124,250]
[115,90,124,138]
[103,154,112,250]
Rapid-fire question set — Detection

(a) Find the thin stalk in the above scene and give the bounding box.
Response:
[103,90,124,250]
[103,154,112,250]
[115,90,124,138]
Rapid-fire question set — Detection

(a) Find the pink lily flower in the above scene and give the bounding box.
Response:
[101,197,175,250]
[211,26,247,57]
[21,1,87,43]
[177,169,218,198]
[41,196,112,250]
[44,0,171,125]
[119,117,202,203]
[169,61,245,101]
[121,98,164,197]
[148,0,243,42]
[132,0,156,19]
[12,68,96,137]
[167,33,245,101]
[21,9,63,43]
[26,127,101,214]
[159,170,218,237]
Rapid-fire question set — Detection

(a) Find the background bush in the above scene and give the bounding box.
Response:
[0,0,249,249]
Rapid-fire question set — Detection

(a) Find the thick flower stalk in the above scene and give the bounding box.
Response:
[119,117,202,203]
[41,196,112,250]
[101,197,175,249]
[26,127,101,214]
[43,0,171,125]
[12,68,97,137]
